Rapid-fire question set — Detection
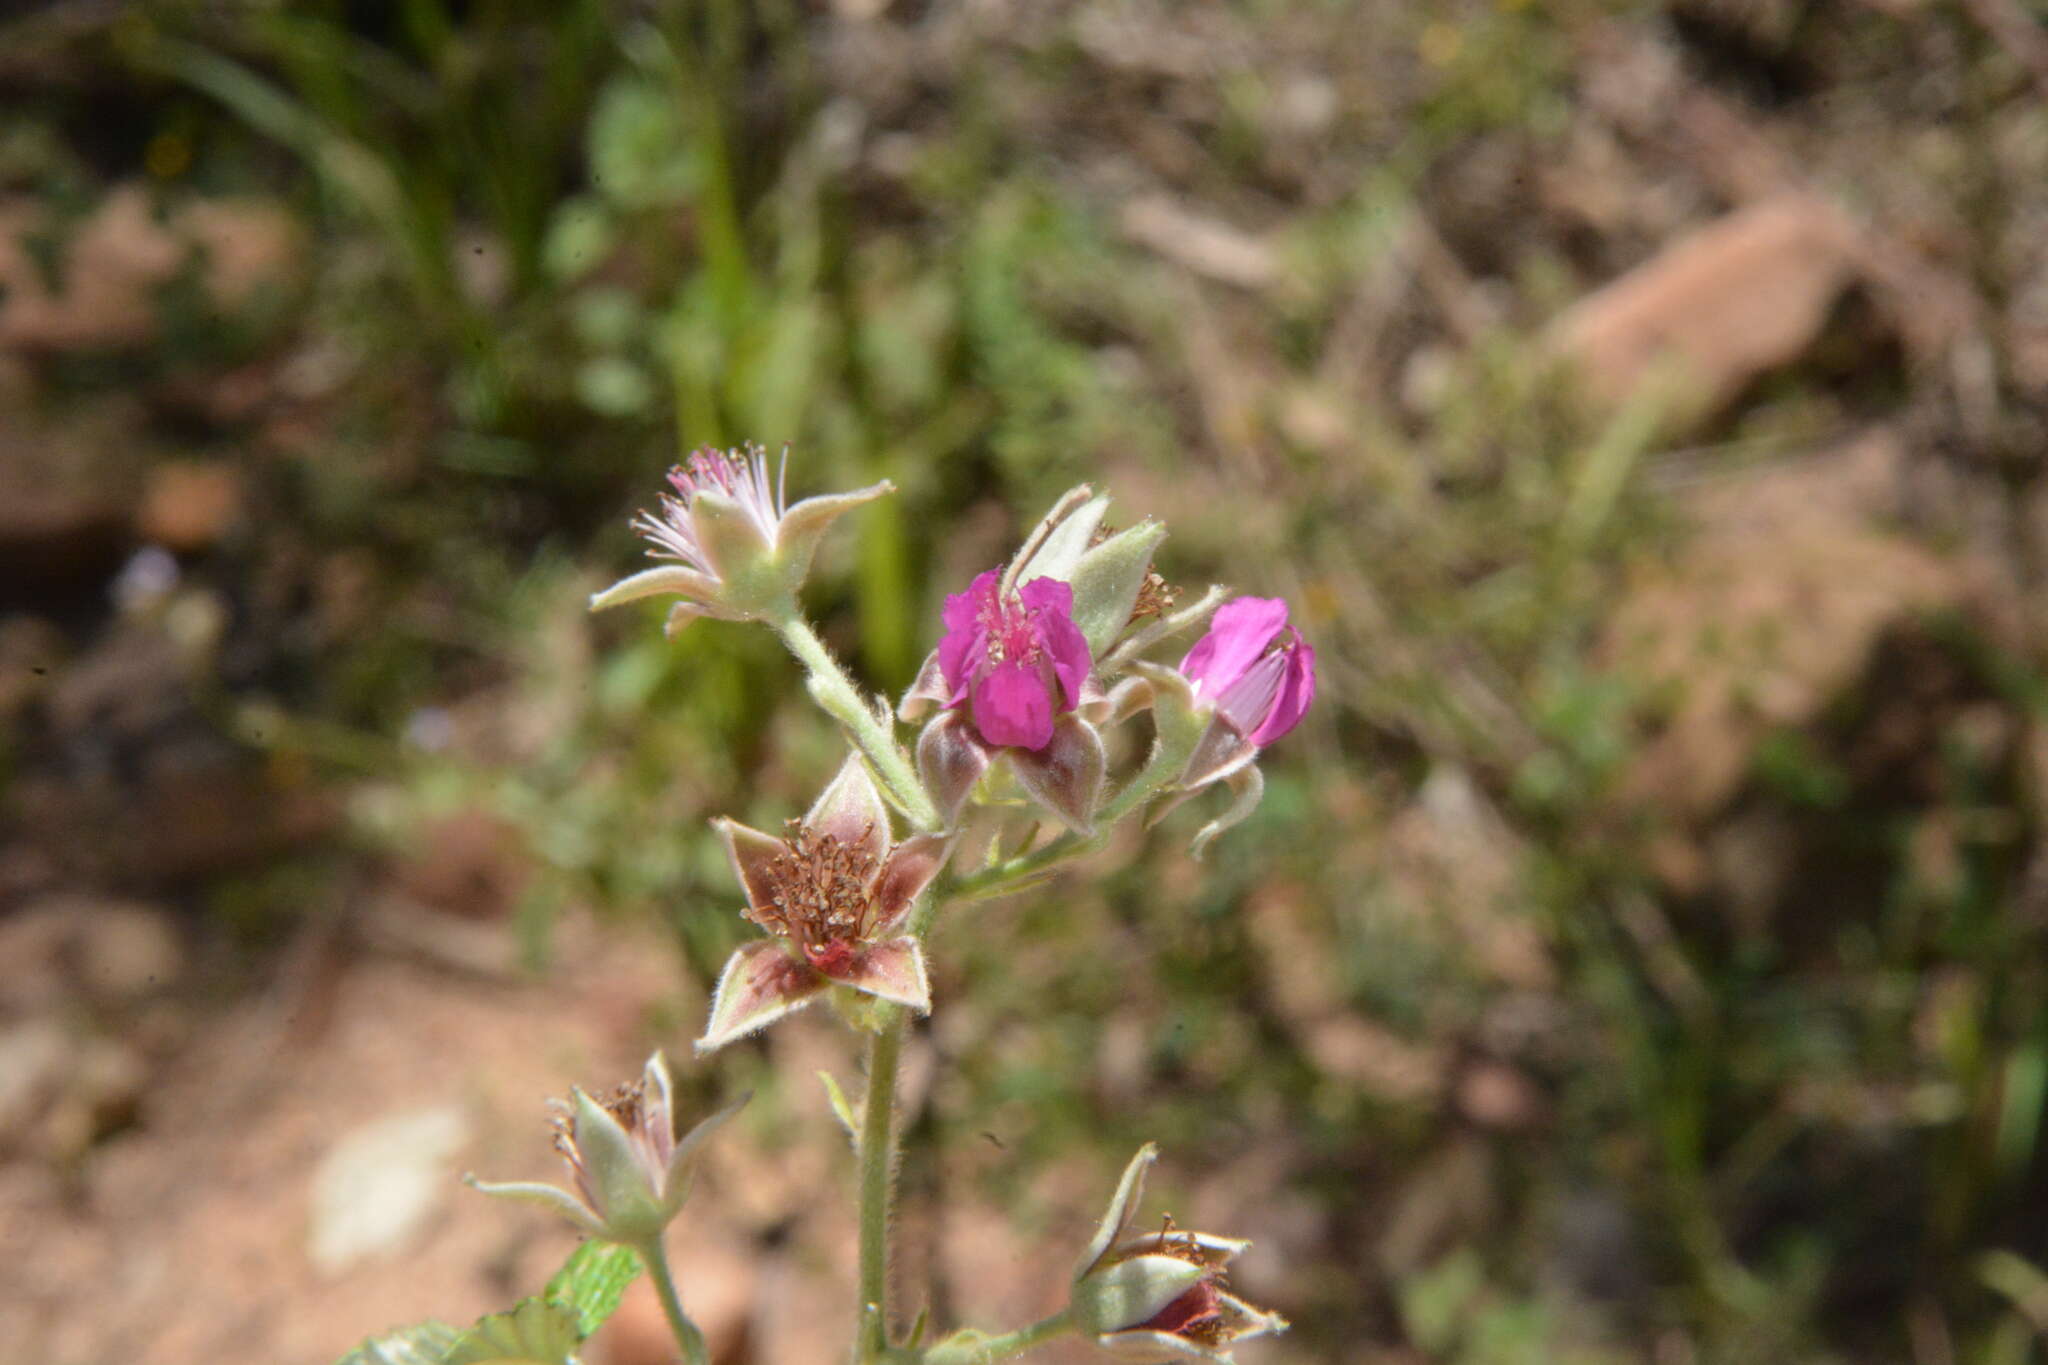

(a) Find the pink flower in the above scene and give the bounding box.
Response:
[1180,597,1315,746]
[937,570,1094,752]
[697,756,952,1052]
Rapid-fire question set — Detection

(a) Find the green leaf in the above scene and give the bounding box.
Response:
[818,1069,859,1148]
[545,1241,643,1338]
[442,1299,585,1365]
[332,1321,461,1365]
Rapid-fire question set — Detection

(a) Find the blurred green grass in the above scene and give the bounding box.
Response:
[8,0,2048,1360]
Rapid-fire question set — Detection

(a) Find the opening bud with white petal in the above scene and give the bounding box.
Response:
[589,444,892,631]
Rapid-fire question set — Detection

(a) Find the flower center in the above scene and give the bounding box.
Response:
[755,822,881,969]
[976,589,1043,667]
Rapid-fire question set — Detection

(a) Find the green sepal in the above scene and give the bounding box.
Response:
[332,1321,461,1365]
[689,489,788,615]
[572,1088,666,1243]
[1072,1254,1211,1335]
[829,982,896,1034]
[544,1241,642,1338]
[1008,487,1105,588]
[1077,1143,1159,1279]
[442,1298,585,1365]
[1066,520,1166,656]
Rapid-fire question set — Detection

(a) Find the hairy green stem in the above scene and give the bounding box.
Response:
[921,1310,1078,1364]
[775,616,939,832]
[637,1237,710,1365]
[857,1011,909,1360]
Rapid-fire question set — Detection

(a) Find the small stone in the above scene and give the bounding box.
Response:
[0,1018,69,1139]
[138,462,242,551]
[69,899,187,1002]
[307,1105,470,1276]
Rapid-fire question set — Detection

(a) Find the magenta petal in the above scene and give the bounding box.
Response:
[1249,640,1316,745]
[1030,590,1094,710]
[697,941,826,1052]
[972,660,1055,750]
[1181,597,1289,696]
[939,569,1000,694]
[1215,649,1288,740]
[835,938,931,1012]
[1017,575,1074,617]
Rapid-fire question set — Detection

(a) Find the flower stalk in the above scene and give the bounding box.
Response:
[776,614,940,833]
[858,1010,908,1362]
[639,1236,712,1365]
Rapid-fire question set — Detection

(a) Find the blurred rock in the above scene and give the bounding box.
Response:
[0,421,137,602]
[1454,1060,1544,1131]
[1606,430,1969,823]
[137,462,243,552]
[388,809,532,923]
[0,895,185,1010]
[1385,767,1554,990]
[67,898,187,1003]
[0,615,65,723]
[0,185,299,354]
[0,1018,69,1141]
[1550,194,1859,426]
[307,1104,470,1276]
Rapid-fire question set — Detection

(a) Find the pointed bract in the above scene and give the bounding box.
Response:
[1079,1143,1159,1278]
[871,833,953,934]
[917,711,992,827]
[463,1175,607,1238]
[1008,713,1107,834]
[662,1090,748,1212]
[775,481,894,583]
[837,937,931,1012]
[804,753,892,866]
[698,941,827,1052]
[1004,485,1101,591]
[588,564,721,613]
[1067,520,1168,656]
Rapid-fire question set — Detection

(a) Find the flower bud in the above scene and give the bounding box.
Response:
[1071,1145,1289,1361]
[466,1052,744,1246]
[589,444,891,630]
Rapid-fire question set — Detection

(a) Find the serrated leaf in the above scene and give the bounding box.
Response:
[333,1321,462,1365]
[545,1241,643,1338]
[442,1298,585,1365]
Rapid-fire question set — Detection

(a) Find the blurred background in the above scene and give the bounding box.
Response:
[4,1,2048,1361]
